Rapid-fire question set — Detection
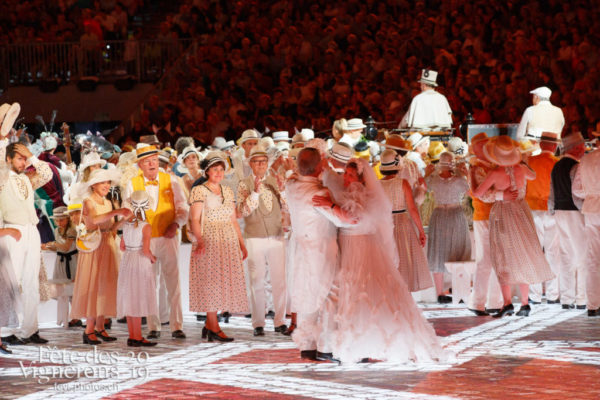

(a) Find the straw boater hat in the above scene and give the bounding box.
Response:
[79,152,107,171]
[291,131,311,147]
[343,118,366,132]
[379,149,402,171]
[0,103,20,137]
[136,145,159,162]
[272,131,291,142]
[248,144,269,160]
[50,206,69,220]
[383,134,412,152]
[239,129,260,145]
[85,168,122,192]
[328,142,353,164]
[483,135,521,167]
[562,132,585,152]
[408,132,430,150]
[158,150,171,164]
[418,69,438,87]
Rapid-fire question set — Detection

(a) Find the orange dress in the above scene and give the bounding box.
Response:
[70,198,120,319]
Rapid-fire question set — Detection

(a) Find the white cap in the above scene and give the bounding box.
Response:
[530,86,552,99]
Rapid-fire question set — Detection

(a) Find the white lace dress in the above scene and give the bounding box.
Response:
[330,162,446,364]
[116,221,158,318]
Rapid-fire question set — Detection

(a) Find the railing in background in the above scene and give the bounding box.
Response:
[1,39,193,87]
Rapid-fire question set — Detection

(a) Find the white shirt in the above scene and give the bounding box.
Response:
[400,89,453,130]
[516,100,565,141]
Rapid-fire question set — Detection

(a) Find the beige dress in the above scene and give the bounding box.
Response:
[489,167,554,285]
[381,177,433,292]
[70,198,120,319]
[188,184,248,313]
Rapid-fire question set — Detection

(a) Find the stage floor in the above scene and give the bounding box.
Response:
[1,303,599,399]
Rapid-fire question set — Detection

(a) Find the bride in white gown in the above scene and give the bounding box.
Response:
[313,158,446,364]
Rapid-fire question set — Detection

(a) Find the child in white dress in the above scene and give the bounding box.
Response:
[117,190,158,347]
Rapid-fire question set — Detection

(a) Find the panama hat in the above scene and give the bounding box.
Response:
[379,149,402,171]
[328,142,353,164]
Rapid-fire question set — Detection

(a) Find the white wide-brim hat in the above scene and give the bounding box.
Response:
[79,151,107,171]
[85,168,121,192]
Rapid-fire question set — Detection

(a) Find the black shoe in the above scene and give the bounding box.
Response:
[1,335,27,345]
[516,304,531,316]
[104,318,112,330]
[0,343,12,354]
[492,304,514,318]
[196,314,206,321]
[139,339,157,347]
[244,314,251,318]
[83,332,102,345]
[161,321,169,326]
[316,351,340,363]
[561,304,575,310]
[142,317,147,325]
[221,312,231,323]
[546,299,560,304]
[576,305,587,310]
[468,308,489,316]
[27,331,49,344]
[266,311,275,319]
[95,330,117,342]
[588,309,600,317]
[147,330,160,339]
[207,329,234,342]
[117,317,127,324]
[202,326,208,339]
[171,330,186,339]
[437,295,452,304]
[274,324,288,333]
[127,338,141,347]
[485,308,500,314]
[300,350,317,360]
[528,298,541,305]
[68,319,83,328]
[253,327,265,337]
[283,323,296,336]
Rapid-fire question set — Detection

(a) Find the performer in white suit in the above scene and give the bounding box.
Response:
[285,147,350,361]
[516,86,565,141]
[0,135,53,344]
[400,69,452,131]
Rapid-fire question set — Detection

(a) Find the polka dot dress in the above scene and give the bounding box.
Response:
[188,184,248,313]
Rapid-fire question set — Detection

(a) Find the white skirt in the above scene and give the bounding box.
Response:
[117,250,158,318]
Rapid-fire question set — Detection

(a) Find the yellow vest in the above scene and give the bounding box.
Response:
[132,171,176,237]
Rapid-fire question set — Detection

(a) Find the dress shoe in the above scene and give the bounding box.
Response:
[300,350,317,360]
[546,299,560,304]
[207,329,234,342]
[201,326,208,339]
[253,327,265,337]
[171,330,186,339]
[316,352,340,363]
[147,330,160,339]
[576,305,587,310]
[196,314,206,321]
[244,314,251,318]
[127,338,141,347]
[117,317,127,324]
[142,317,147,325]
[161,321,169,326]
[266,310,275,319]
[468,308,489,316]
[27,331,49,344]
[83,332,102,345]
[437,295,452,304]
[492,304,514,318]
[283,323,296,336]
[0,343,12,354]
[221,312,231,323]
[516,304,531,316]
[104,318,112,330]
[528,298,541,305]
[68,319,83,328]
[274,324,288,333]
[95,330,117,342]
[588,309,600,317]
[485,308,500,314]
[1,335,27,345]
[139,338,157,347]
[561,304,575,310]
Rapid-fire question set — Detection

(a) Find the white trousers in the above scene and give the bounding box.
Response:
[554,211,587,306]
[468,220,503,311]
[246,237,286,328]
[148,236,183,332]
[529,211,560,302]
[0,223,41,338]
[584,214,600,310]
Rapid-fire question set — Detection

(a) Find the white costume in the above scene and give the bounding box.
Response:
[400,89,452,130]
[516,100,565,141]
[0,139,52,339]
[286,175,341,352]
[572,149,600,311]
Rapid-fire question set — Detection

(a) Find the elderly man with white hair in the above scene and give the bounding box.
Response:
[516,86,565,141]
